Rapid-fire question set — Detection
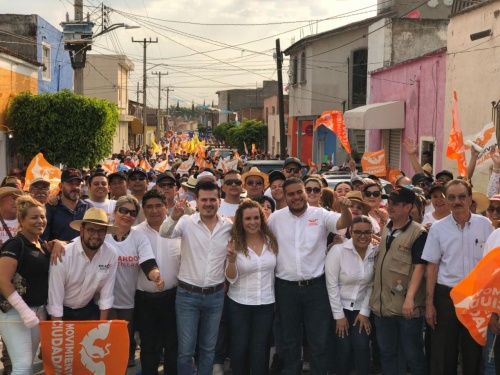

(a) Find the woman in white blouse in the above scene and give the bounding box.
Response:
[226,199,278,375]
[325,215,378,375]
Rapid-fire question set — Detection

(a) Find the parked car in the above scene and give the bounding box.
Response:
[209,148,235,160]
[242,160,309,176]
[324,174,393,194]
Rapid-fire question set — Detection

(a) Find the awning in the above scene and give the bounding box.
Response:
[130,118,142,135]
[344,101,405,130]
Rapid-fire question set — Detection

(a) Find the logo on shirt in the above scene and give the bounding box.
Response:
[308,219,319,226]
[398,243,412,253]
[98,264,111,270]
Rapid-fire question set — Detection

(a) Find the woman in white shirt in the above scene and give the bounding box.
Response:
[421,183,449,230]
[325,215,378,375]
[226,199,278,375]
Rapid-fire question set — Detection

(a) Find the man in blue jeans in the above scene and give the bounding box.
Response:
[160,180,232,374]
[369,186,428,375]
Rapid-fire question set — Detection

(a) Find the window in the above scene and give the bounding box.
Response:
[291,56,298,85]
[300,50,306,83]
[272,106,276,115]
[351,48,368,107]
[42,44,51,81]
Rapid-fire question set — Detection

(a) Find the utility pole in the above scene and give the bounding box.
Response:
[152,71,167,140]
[276,38,286,160]
[132,37,158,148]
[74,0,84,94]
[165,87,174,131]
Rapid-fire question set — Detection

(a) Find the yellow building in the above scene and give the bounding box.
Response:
[0,46,41,178]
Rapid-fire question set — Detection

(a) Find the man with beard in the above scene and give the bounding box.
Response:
[269,177,352,374]
[242,167,268,199]
[42,168,90,242]
[47,208,118,320]
[160,180,232,374]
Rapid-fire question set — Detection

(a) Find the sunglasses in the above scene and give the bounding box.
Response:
[129,175,146,181]
[285,167,301,174]
[352,230,373,237]
[158,182,175,189]
[416,181,432,187]
[305,187,321,194]
[224,179,242,186]
[117,207,138,217]
[447,194,468,201]
[246,180,263,186]
[487,206,500,214]
[363,191,381,198]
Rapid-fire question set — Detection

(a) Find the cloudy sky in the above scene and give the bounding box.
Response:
[3,0,378,108]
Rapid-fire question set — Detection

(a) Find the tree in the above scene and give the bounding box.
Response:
[212,121,236,145]
[226,119,267,153]
[197,123,208,137]
[8,90,118,168]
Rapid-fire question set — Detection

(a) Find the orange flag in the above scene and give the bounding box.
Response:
[361,150,386,177]
[251,144,257,154]
[446,91,468,177]
[315,111,351,155]
[101,159,118,174]
[388,169,404,186]
[451,246,500,345]
[39,320,128,375]
[23,153,62,193]
[153,159,169,173]
[307,158,318,171]
[138,159,151,172]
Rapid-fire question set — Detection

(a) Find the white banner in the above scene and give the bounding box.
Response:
[464,122,497,172]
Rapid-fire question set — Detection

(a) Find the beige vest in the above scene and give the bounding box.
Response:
[370,220,426,317]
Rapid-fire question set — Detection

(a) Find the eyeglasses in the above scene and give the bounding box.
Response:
[86,228,107,236]
[285,167,300,174]
[158,182,175,189]
[352,230,373,237]
[447,194,468,201]
[224,179,242,186]
[305,187,321,194]
[363,191,381,198]
[117,207,138,217]
[416,181,432,187]
[246,179,263,186]
[129,175,146,181]
[31,186,50,192]
[487,206,500,214]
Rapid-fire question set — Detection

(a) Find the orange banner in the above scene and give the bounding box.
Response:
[446,91,468,177]
[451,246,500,345]
[388,169,404,186]
[40,320,128,375]
[361,150,386,177]
[315,111,351,155]
[23,153,62,193]
[153,159,169,173]
[101,159,118,174]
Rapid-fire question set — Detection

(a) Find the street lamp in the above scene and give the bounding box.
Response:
[93,23,140,39]
[0,126,14,138]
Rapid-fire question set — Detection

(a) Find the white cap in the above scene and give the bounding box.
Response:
[196,171,216,182]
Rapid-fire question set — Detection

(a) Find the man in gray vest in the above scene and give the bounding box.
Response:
[369,185,428,375]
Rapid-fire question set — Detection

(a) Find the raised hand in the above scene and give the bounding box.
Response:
[490,146,500,168]
[226,240,237,263]
[171,194,189,221]
[403,139,418,155]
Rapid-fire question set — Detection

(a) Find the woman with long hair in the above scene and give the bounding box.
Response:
[226,199,278,374]
[325,215,378,375]
[0,195,50,374]
[305,177,323,208]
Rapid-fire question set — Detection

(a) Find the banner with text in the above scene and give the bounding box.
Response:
[40,320,128,375]
[361,150,386,177]
[463,122,498,172]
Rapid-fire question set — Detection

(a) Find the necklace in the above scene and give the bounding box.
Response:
[113,230,130,242]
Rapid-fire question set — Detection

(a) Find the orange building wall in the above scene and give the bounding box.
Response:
[0,66,38,125]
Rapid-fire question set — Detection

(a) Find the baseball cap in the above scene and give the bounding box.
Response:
[436,170,453,181]
[156,172,176,184]
[283,157,301,168]
[30,177,50,187]
[61,168,83,183]
[428,182,445,196]
[387,185,416,204]
[411,173,433,185]
[128,167,147,178]
[269,170,286,184]
[107,171,127,182]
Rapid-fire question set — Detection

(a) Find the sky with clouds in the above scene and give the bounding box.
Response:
[2,0,378,108]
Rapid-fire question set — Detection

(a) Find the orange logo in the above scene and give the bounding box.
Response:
[40,320,128,375]
[464,125,495,150]
[361,150,386,177]
[23,153,62,194]
[308,219,318,226]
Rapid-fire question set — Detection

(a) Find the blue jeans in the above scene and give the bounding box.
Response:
[176,287,224,375]
[485,328,497,375]
[228,298,274,375]
[374,315,427,375]
[336,309,370,375]
[0,306,46,375]
[275,277,331,375]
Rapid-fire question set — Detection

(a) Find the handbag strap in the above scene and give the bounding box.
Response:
[0,214,13,239]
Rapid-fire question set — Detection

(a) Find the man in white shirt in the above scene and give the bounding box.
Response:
[268,177,352,374]
[47,208,118,321]
[422,179,494,375]
[135,189,181,374]
[219,169,242,217]
[160,180,232,375]
[85,172,116,222]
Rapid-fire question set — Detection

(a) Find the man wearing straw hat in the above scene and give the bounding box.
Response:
[47,208,119,321]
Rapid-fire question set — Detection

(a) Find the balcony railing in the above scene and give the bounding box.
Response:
[451,0,484,15]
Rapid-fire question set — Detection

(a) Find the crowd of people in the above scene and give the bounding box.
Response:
[0,141,498,375]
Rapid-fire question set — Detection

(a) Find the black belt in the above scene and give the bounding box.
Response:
[435,283,453,294]
[178,280,224,295]
[277,274,325,287]
[136,287,176,299]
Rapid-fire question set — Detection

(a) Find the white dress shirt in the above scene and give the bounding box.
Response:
[483,227,500,257]
[47,238,118,318]
[85,199,116,223]
[268,205,340,281]
[105,228,156,309]
[159,213,233,287]
[136,220,181,291]
[226,244,276,305]
[325,239,377,319]
[422,214,494,287]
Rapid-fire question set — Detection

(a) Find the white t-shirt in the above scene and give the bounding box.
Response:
[105,228,155,309]
[218,200,239,218]
[422,212,438,227]
[85,199,116,223]
[0,218,17,246]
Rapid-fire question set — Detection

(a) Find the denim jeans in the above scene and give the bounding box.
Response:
[275,277,331,375]
[0,306,46,375]
[336,309,370,375]
[374,315,427,375]
[484,328,497,375]
[213,293,229,365]
[228,298,274,375]
[176,287,224,375]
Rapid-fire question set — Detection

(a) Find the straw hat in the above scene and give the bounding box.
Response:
[69,208,118,234]
[181,176,198,189]
[241,167,269,188]
[0,187,23,201]
[345,191,372,214]
[472,190,489,214]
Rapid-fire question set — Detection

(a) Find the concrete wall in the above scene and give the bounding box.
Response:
[0,14,38,61]
[377,0,453,19]
[368,50,446,176]
[444,0,500,190]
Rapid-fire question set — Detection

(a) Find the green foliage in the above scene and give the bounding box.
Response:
[8,89,118,168]
[212,121,237,144]
[197,123,208,136]
[226,119,267,153]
